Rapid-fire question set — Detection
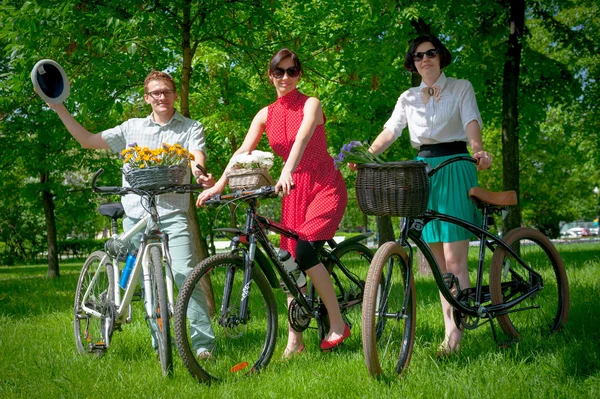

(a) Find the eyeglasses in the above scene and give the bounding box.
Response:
[272,67,300,79]
[412,49,439,62]
[146,90,175,99]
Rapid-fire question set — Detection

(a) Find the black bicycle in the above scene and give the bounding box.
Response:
[174,185,374,382]
[359,156,570,377]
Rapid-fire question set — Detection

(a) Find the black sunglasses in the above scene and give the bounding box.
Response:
[272,66,300,79]
[412,48,439,62]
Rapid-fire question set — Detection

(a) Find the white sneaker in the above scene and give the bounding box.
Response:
[196,349,213,360]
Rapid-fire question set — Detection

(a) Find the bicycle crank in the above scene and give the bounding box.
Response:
[288,299,311,332]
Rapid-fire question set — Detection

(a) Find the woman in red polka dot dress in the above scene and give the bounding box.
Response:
[198,48,349,357]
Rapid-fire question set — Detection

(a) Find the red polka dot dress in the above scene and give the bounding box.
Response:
[266,89,348,258]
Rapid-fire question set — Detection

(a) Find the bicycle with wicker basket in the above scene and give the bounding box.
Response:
[173,185,374,383]
[73,167,204,377]
[358,156,570,378]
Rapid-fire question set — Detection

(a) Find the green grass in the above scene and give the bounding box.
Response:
[1,245,599,398]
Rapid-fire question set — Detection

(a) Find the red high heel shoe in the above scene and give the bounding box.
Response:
[320,325,351,351]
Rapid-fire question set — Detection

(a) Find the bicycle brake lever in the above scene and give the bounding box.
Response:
[195,164,208,177]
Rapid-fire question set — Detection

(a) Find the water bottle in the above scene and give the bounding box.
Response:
[119,252,136,289]
[279,250,306,288]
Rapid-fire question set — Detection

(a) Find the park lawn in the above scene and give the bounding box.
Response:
[1,244,599,398]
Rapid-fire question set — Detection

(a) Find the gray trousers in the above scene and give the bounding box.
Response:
[124,212,214,353]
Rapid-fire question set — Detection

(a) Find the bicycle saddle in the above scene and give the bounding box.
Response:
[468,187,517,207]
[98,203,125,219]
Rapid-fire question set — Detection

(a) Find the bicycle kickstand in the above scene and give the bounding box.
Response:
[487,313,518,349]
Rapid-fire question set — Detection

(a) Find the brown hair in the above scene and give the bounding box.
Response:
[144,70,177,92]
[268,48,303,76]
[403,35,452,73]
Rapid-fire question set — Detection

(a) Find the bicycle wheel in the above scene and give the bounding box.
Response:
[149,246,173,377]
[174,253,278,382]
[74,250,115,356]
[320,243,373,340]
[362,242,416,378]
[490,227,569,340]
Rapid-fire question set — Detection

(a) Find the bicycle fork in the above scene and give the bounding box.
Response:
[218,236,254,327]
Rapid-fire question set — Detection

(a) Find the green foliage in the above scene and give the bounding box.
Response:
[1,0,599,258]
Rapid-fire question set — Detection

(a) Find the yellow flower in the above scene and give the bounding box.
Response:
[122,142,193,169]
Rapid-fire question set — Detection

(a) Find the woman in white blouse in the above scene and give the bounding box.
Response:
[368,35,493,356]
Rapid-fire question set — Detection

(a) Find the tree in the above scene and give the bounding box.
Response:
[501,0,525,233]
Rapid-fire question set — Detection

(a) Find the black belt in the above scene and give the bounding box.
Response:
[417,141,468,158]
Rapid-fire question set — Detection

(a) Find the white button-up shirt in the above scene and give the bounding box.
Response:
[384,72,483,149]
[102,111,206,219]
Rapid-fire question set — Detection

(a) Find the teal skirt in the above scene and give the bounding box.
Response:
[416,153,482,243]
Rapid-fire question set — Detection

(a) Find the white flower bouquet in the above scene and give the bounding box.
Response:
[226,150,275,190]
[228,150,274,170]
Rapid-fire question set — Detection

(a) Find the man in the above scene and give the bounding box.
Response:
[47,70,215,357]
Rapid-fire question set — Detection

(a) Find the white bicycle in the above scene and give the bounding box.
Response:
[73,168,203,376]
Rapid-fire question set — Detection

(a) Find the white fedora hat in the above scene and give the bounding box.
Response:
[31,59,70,104]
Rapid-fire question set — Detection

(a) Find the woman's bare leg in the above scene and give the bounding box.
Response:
[430,240,470,353]
[305,262,346,341]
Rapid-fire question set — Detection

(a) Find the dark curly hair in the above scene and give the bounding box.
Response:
[403,35,452,73]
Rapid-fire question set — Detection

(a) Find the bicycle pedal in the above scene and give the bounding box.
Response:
[88,343,107,354]
[498,339,519,349]
[442,273,460,294]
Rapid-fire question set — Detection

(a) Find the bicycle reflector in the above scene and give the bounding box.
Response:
[31,59,70,104]
[230,361,249,373]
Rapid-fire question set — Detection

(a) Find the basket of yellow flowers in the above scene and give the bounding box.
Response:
[121,143,194,189]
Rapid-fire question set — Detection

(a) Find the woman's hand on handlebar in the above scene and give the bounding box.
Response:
[275,170,295,196]
[196,184,223,207]
[473,150,493,171]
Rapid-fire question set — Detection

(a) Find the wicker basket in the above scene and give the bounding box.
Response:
[355,161,429,217]
[123,165,186,190]
[227,168,275,191]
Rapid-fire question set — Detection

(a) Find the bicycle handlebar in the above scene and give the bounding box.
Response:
[91,168,205,196]
[205,185,279,206]
[426,156,478,177]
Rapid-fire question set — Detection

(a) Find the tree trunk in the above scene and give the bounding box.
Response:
[41,172,59,278]
[186,202,215,318]
[376,216,395,246]
[180,0,214,314]
[501,0,525,234]
[180,3,192,118]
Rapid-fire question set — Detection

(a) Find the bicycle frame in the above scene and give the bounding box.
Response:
[400,208,545,321]
[78,167,206,349]
[214,190,370,325]
[221,197,313,321]
[80,213,176,336]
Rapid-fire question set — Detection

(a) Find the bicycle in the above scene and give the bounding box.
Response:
[359,156,570,377]
[173,185,374,382]
[73,168,203,376]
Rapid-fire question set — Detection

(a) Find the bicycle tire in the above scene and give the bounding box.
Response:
[174,253,278,382]
[362,242,416,378]
[319,243,374,340]
[489,227,569,340]
[149,246,173,376]
[73,250,115,356]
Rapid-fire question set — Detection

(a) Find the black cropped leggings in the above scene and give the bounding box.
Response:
[295,239,326,272]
